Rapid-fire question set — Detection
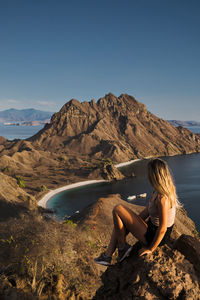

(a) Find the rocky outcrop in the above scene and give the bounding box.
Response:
[1,93,200,200]
[89,162,125,181]
[73,195,200,299]
[174,234,200,273]
[94,242,200,299]
[0,191,199,299]
[28,93,200,163]
[101,163,125,180]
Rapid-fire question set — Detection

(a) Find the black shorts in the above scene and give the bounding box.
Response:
[145,218,173,246]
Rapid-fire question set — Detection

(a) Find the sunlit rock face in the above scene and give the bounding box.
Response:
[28,93,200,163]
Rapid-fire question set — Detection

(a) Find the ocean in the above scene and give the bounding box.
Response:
[0,123,44,140]
[47,153,200,232]
[1,124,200,231]
[0,123,199,141]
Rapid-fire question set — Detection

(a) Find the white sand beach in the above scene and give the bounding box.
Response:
[114,159,141,168]
[38,157,152,209]
[38,179,106,208]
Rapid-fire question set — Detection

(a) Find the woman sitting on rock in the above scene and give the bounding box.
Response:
[94,158,179,266]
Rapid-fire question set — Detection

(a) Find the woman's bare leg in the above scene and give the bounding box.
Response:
[105,227,129,257]
[112,204,148,248]
[105,228,117,257]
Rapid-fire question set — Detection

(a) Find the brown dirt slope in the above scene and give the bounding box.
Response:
[0,194,199,299]
[0,172,36,220]
[0,93,200,200]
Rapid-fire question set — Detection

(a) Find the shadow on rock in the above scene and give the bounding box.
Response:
[93,240,200,300]
[0,199,27,221]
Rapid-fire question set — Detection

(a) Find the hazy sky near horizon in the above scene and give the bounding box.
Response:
[0,0,200,120]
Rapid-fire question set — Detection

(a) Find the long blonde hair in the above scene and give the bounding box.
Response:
[147,158,180,207]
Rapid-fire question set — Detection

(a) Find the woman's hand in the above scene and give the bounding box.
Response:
[138,247,152,256]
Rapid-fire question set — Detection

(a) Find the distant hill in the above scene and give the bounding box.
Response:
[0,108,53,123]
[28,93,200,163]
[167,120,200,127]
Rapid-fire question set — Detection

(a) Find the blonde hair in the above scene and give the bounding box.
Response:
[147,158,180,207]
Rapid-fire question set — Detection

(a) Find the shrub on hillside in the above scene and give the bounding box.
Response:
[0,213,100,298]
[16,176,26,188]
[36,185,47,192]
[2,167,11,173]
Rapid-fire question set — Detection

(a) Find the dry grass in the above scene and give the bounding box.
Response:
[0,212,102,299]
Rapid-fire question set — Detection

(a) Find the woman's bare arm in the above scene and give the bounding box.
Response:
[139,195,169,255]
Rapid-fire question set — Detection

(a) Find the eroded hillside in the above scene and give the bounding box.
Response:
[28,93,200,162]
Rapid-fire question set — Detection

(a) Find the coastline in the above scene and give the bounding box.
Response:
[114,156,152,168]
[37,158,143,209]
[36,154,190,210]
[114,159,141,168]
[38,179,107,208]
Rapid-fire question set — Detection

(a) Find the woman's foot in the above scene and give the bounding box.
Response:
[94,252,112,266]
[117,243,132,262]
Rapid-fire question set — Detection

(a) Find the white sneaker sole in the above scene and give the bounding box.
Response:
[94,260,111,266]
[118,246,133,262]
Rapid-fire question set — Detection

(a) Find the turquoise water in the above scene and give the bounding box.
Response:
[48,153,200,232]
[1,123,200,231]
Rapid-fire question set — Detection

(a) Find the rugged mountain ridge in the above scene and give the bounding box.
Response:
[0,94,200,299]
[1,93,200,200]
[29,93,200,163]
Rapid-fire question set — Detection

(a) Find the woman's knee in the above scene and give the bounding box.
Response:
[112,204,125,215]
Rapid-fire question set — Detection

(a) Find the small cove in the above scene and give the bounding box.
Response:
[47,153,200,232]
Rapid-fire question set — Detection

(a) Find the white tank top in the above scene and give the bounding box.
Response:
[148,198,176,227]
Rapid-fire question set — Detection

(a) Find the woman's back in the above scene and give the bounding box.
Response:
[148,194,176,227]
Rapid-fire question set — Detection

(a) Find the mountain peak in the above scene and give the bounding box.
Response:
[29,93,200,162]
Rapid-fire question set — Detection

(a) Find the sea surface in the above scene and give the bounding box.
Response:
[1,123,200,231]
[48,153,200,232]
[0,123,44,140]
[0,124,200,141]
[186,126,200,134]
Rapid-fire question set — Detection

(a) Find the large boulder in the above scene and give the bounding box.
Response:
[74,195,200,299]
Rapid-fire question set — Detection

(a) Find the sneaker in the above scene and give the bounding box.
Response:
[117,243,132,262]
[94,252,111,266]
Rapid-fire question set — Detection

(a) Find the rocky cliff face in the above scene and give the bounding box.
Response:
[29,93,200,163]
[74,195,200,300]
[1,93,200,189]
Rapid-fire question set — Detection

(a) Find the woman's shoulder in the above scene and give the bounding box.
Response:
[155,194,170,208]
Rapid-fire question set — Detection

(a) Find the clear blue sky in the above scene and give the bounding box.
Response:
[0,0,200,120]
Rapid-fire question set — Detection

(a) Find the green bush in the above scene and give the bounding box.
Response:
[2,167,10,173]
[16,176,26,188]
[103,158,112,166]
[59,156,67,162]
[64,219,77,228]
[37,185,47,192]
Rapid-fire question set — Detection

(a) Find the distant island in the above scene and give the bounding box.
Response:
[0,108,53,124]
[167,120,200,127]
[4,120,50,126]
[0,93,200,299]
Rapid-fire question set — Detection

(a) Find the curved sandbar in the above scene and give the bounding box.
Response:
[115,156,152,168]
[115,159,141,168]
[38,158,149,209]
[38,180,107,208]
